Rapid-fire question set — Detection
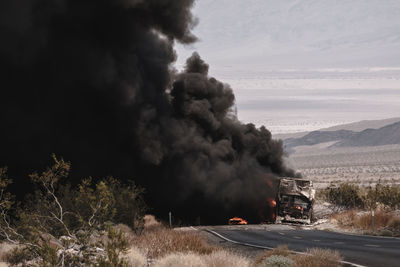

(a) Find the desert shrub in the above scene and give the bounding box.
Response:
[374,184,400,210]
[152,252,206,267]
[106,178,146,232]
[321,182,400,211]
[204,250,250,267]
[322,183,364,209]
[257,255,294,267]
[255,245,291,266]
[134,227,216,259]
[0,155,145,266]
[124,247,147,267]
[295,248,342,267]
[97,226,130,267]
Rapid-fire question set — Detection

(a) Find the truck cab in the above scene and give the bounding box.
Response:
[276,178,315,224]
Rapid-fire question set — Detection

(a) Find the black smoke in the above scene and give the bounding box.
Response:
[0,0,294,224]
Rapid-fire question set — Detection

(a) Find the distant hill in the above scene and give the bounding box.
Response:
[334,121,400,147]
[320,117,400,132]
[284,130,354,149]
[284,121,400,153]
[274,117,400,140]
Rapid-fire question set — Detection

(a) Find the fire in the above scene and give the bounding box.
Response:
[228,217,248,225]
[268,198,277,207]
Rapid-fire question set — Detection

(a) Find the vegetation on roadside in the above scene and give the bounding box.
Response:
[318,182,400,210]
[0,155,146,266]
[330,209,400,236]
[317,182,400,236]
[255,245,342,267]
[133,226,216,259]
[0,156,347,266]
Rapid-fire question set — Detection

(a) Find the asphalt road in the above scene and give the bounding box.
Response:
[206,225,400,267]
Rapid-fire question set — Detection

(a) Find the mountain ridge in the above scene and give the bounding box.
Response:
[284,120,400,153]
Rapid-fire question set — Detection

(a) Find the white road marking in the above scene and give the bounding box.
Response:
[206,229,367,267]
[293,236,302,239]
[313,239,320,242]
[278,232,285,235]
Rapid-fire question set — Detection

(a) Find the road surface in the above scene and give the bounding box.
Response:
[204,225,400,267]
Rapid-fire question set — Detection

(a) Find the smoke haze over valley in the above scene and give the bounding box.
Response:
[177,0,400,133]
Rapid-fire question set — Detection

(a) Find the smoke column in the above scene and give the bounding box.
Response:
[0,0,294,223]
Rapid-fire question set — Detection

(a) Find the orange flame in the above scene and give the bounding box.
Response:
[228,217,248,225]
[267,198,277,207]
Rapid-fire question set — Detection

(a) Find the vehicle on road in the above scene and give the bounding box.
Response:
[276,178,315,224]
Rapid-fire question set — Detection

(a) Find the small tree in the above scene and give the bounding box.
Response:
[0,155,145,266]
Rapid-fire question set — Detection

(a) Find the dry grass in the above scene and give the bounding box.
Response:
[0,243,16,264]
[330,210,358,227]
[153,250,251,267]
[133,226,217,259]
[152,252,206,267]
[295,248,342,267]
[331,209,400,235]
[356,211,392,229]
[204,250,251,267]
[124,246,147,267]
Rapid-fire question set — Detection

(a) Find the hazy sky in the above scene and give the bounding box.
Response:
[175,0,400,133]
[176,0,400,70]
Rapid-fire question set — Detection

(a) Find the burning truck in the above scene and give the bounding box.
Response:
[229,177,315,225]
[275,178,315,224]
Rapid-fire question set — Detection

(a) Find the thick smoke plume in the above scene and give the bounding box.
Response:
[0,0,294,223]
